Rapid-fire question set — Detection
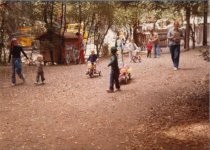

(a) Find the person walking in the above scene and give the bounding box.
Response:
[167,21,183,71]
[8,38,28,86]
[107,47,120,93]
[34,54,45,85]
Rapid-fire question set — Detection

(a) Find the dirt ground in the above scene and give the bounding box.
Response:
[0,47,209,150]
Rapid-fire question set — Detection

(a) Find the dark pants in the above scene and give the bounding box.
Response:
[11,58,24,84]
[147,51,151,58]
[169,45,180,68]
[109,70,120,91]
[36,71,45,82]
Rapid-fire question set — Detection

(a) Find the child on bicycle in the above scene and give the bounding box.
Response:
[86,50,98,74]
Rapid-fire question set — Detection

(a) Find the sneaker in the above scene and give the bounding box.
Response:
[173,67,178,71]
[11,83,16,86]
[106,89,114,93]
[34,82,38,85]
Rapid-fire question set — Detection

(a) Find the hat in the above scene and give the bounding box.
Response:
[111,47,118,54]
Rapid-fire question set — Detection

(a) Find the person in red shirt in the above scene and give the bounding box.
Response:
[146,40,153,58]
[79,47,85,64]
[76,32,85,64]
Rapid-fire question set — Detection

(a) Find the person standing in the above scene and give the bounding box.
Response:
[150,29,160,58]
[8,38,28,86]
[167,21,183,71]
[76,32,85,64]
[79,47,85,64]
[127,39,138,62]
[115,37,123,67]
[107,47,120,93]
[34,55,45,85]
[146,39,153,58]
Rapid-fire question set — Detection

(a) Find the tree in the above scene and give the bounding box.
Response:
[203,0,208,46]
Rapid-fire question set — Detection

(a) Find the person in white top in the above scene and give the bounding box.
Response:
[126,39,139,62]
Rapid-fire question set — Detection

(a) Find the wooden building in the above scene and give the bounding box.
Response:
[37,31,82,65]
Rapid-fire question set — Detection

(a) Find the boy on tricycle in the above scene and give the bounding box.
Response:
[86,50,101,78]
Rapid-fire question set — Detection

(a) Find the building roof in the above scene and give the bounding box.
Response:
[36,31,79,40]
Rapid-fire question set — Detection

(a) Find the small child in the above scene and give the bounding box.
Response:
[86,50,98,74]
[34,54,45,84]
[146,40,153,58]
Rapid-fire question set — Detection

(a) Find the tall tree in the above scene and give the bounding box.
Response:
[203,0,208,46]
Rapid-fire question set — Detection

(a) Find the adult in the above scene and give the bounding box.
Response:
[167,21,183,71]
[8,38,28,86]
[107,47,120,93]
[149,29,160,58]
[115,36,124,67]
[127,39,138,62]
[76,32,85,64]
[79,47,85,64]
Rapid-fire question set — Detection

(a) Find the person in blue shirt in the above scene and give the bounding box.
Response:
[86,50,98,74]
[87,50,98,63]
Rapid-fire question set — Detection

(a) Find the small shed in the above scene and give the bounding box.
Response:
[37,31,82,64]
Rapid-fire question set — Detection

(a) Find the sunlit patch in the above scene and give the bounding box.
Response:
[162,122,209,141]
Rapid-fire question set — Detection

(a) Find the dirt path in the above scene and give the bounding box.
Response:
[0,48,209,150]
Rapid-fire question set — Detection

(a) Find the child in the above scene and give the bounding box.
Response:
[107,47,120,93]
[86,50,98,74]
[146,40,153,58]
[34,54,45,84]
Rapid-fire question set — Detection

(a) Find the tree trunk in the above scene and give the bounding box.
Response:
[60,3,64,34]
[49,2,54,64]
[78,2,82,33]
[98,24,112,52]
[62,4,66,64]
[58,3,64,64]
[190,25,195,49]
[124,25,129,43]
[185,5,190,50]
[0,14,5,64]
[43,2,49,26]
[203,0,208,46]
[85,13,95,53]
[50,2,54,29]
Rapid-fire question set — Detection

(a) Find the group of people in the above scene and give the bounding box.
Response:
[8,38,45,86]
[146,21,183,71]
[8,20,182,92]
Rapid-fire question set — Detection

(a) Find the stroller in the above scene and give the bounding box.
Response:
[119,65,131,84]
